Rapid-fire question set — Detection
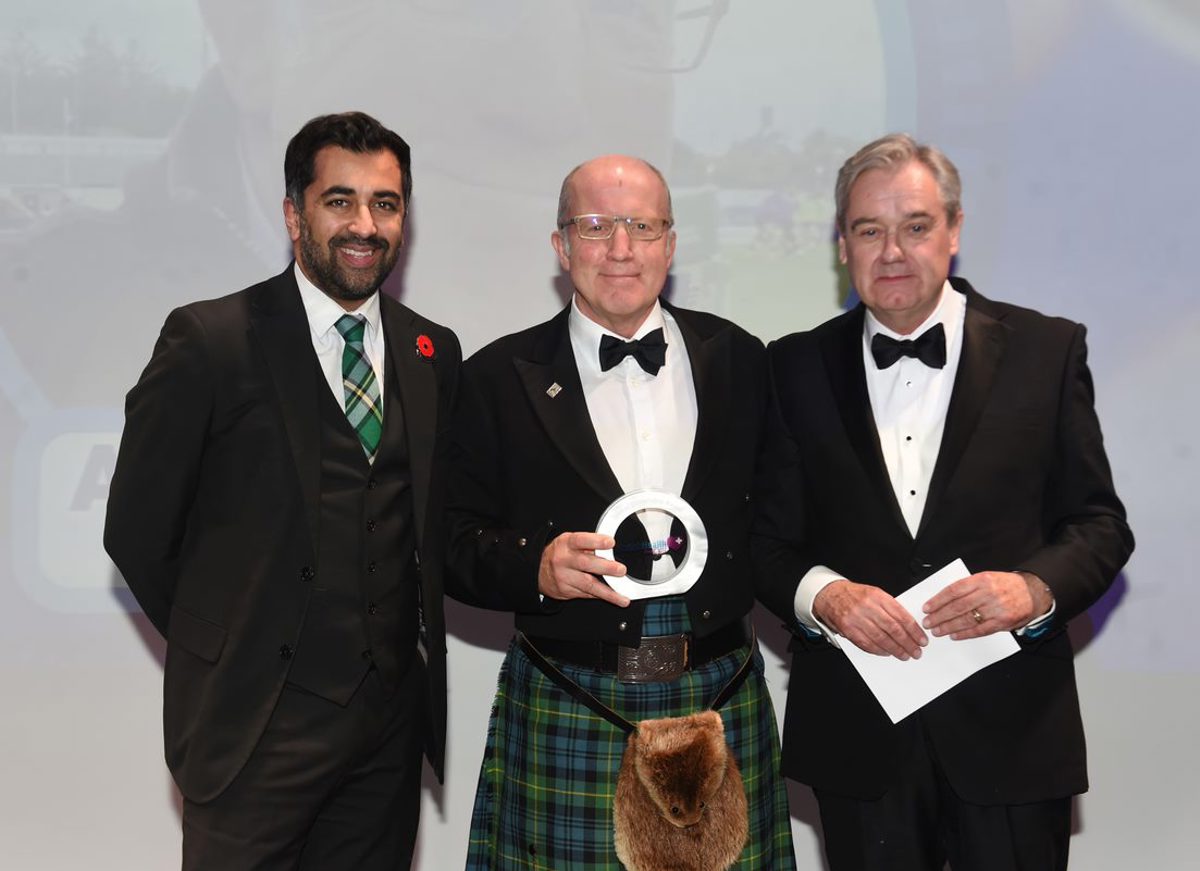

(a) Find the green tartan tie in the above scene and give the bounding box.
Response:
[334,314,383,461]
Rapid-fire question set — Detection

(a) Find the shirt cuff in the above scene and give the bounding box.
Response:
[794,565,845,648]
[1015,599,1057,637]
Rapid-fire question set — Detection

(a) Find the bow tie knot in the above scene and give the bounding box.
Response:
[599,328,668,376]
[870,323,947,370]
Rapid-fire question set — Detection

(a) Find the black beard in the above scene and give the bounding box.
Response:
[297,212,399,302]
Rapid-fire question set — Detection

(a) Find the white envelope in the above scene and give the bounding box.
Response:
[840,559,1020,723]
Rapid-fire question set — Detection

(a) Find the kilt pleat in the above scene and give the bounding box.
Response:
[465,599,796,870]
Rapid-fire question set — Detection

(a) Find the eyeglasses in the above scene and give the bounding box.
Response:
[559,214,673,242]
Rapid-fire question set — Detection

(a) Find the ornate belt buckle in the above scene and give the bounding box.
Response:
[617,634,690,684]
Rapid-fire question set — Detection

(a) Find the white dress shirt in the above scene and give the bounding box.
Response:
[294,262,386,411]
[792,284,1052,641]
[865,283,965,537]
[794,282,964,638]
[569,297,698,580]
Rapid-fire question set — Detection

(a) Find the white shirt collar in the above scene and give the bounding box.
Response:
[293,261,382,340]
[568,296,667,379]
[864,280,962,343]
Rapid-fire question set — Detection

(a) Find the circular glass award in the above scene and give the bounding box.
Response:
[594,488,708,600]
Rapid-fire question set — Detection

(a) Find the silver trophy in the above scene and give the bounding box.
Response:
[595,489,709,600]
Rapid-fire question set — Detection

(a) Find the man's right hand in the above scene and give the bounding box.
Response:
[813,579,928,660]
[538,532,631,607]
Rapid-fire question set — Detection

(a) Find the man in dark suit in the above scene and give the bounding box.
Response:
[445,155,795,869]
[104,112,460,871]
[752,133,1133,870]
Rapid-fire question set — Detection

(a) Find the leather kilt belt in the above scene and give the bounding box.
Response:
[525,619,748,684]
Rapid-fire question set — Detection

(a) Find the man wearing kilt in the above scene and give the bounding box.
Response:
[446,155,796,869]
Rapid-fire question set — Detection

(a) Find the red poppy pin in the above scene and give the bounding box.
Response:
[415,334,436,360]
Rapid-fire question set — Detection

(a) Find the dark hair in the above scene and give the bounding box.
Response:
[284,111,412,209]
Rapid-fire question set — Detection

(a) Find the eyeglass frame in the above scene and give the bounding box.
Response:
[557,214,674,242]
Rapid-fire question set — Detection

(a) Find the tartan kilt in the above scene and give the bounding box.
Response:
[464,600,796,870]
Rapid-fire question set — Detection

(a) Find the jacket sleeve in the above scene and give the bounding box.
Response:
[1017,323,1134,623]
[750,339,816,630]
[442,359,553,614]
[103,306,214,636]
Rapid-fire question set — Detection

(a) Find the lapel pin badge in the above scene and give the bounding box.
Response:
[546,382,563,398]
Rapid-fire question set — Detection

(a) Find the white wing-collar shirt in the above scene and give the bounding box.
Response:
[568,296,698,580]
[795,281,964,640]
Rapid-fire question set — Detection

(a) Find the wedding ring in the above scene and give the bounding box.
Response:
[971,608,984,625]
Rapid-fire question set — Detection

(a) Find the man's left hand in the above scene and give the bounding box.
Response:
[921,571,1052,639]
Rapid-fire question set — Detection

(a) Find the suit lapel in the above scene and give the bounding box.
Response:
[514,310,623,502]
[918,287,1008,537]
[822,307,910,533]
[675,309,731,502]
[251,269,323,548]
[383,297,438,548]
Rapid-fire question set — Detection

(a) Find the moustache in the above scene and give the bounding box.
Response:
[329,234,388,252]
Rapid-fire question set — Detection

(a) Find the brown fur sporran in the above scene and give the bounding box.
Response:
[613,710,749,871]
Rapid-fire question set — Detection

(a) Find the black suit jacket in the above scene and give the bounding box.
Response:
[445,302,764,644]
[752,278,1133,804]
[104,267,460,801]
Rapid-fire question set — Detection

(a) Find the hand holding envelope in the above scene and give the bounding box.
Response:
[839,560,1019,723]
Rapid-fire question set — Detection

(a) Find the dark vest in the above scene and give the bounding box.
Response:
[287,343,418,704]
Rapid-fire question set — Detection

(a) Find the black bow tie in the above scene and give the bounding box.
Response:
[870,323,947,370]
[599,328,668,376]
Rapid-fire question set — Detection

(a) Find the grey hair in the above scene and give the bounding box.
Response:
[834,133,961,233]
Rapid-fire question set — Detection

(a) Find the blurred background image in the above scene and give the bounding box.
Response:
[1,1,1195,867]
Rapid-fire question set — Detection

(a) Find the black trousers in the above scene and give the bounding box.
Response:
[182,657,427,871]
[815,721,1071,871]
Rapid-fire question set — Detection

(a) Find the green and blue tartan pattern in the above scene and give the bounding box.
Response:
[334,314,383,460]
[465,598,796,870]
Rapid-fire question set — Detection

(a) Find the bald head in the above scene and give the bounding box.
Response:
[556,155,674,230]
[549,154,677,338]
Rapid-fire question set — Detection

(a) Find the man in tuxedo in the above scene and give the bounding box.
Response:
[445,155,795,869]
[752,133,1133,870]
[104,112,460,871]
